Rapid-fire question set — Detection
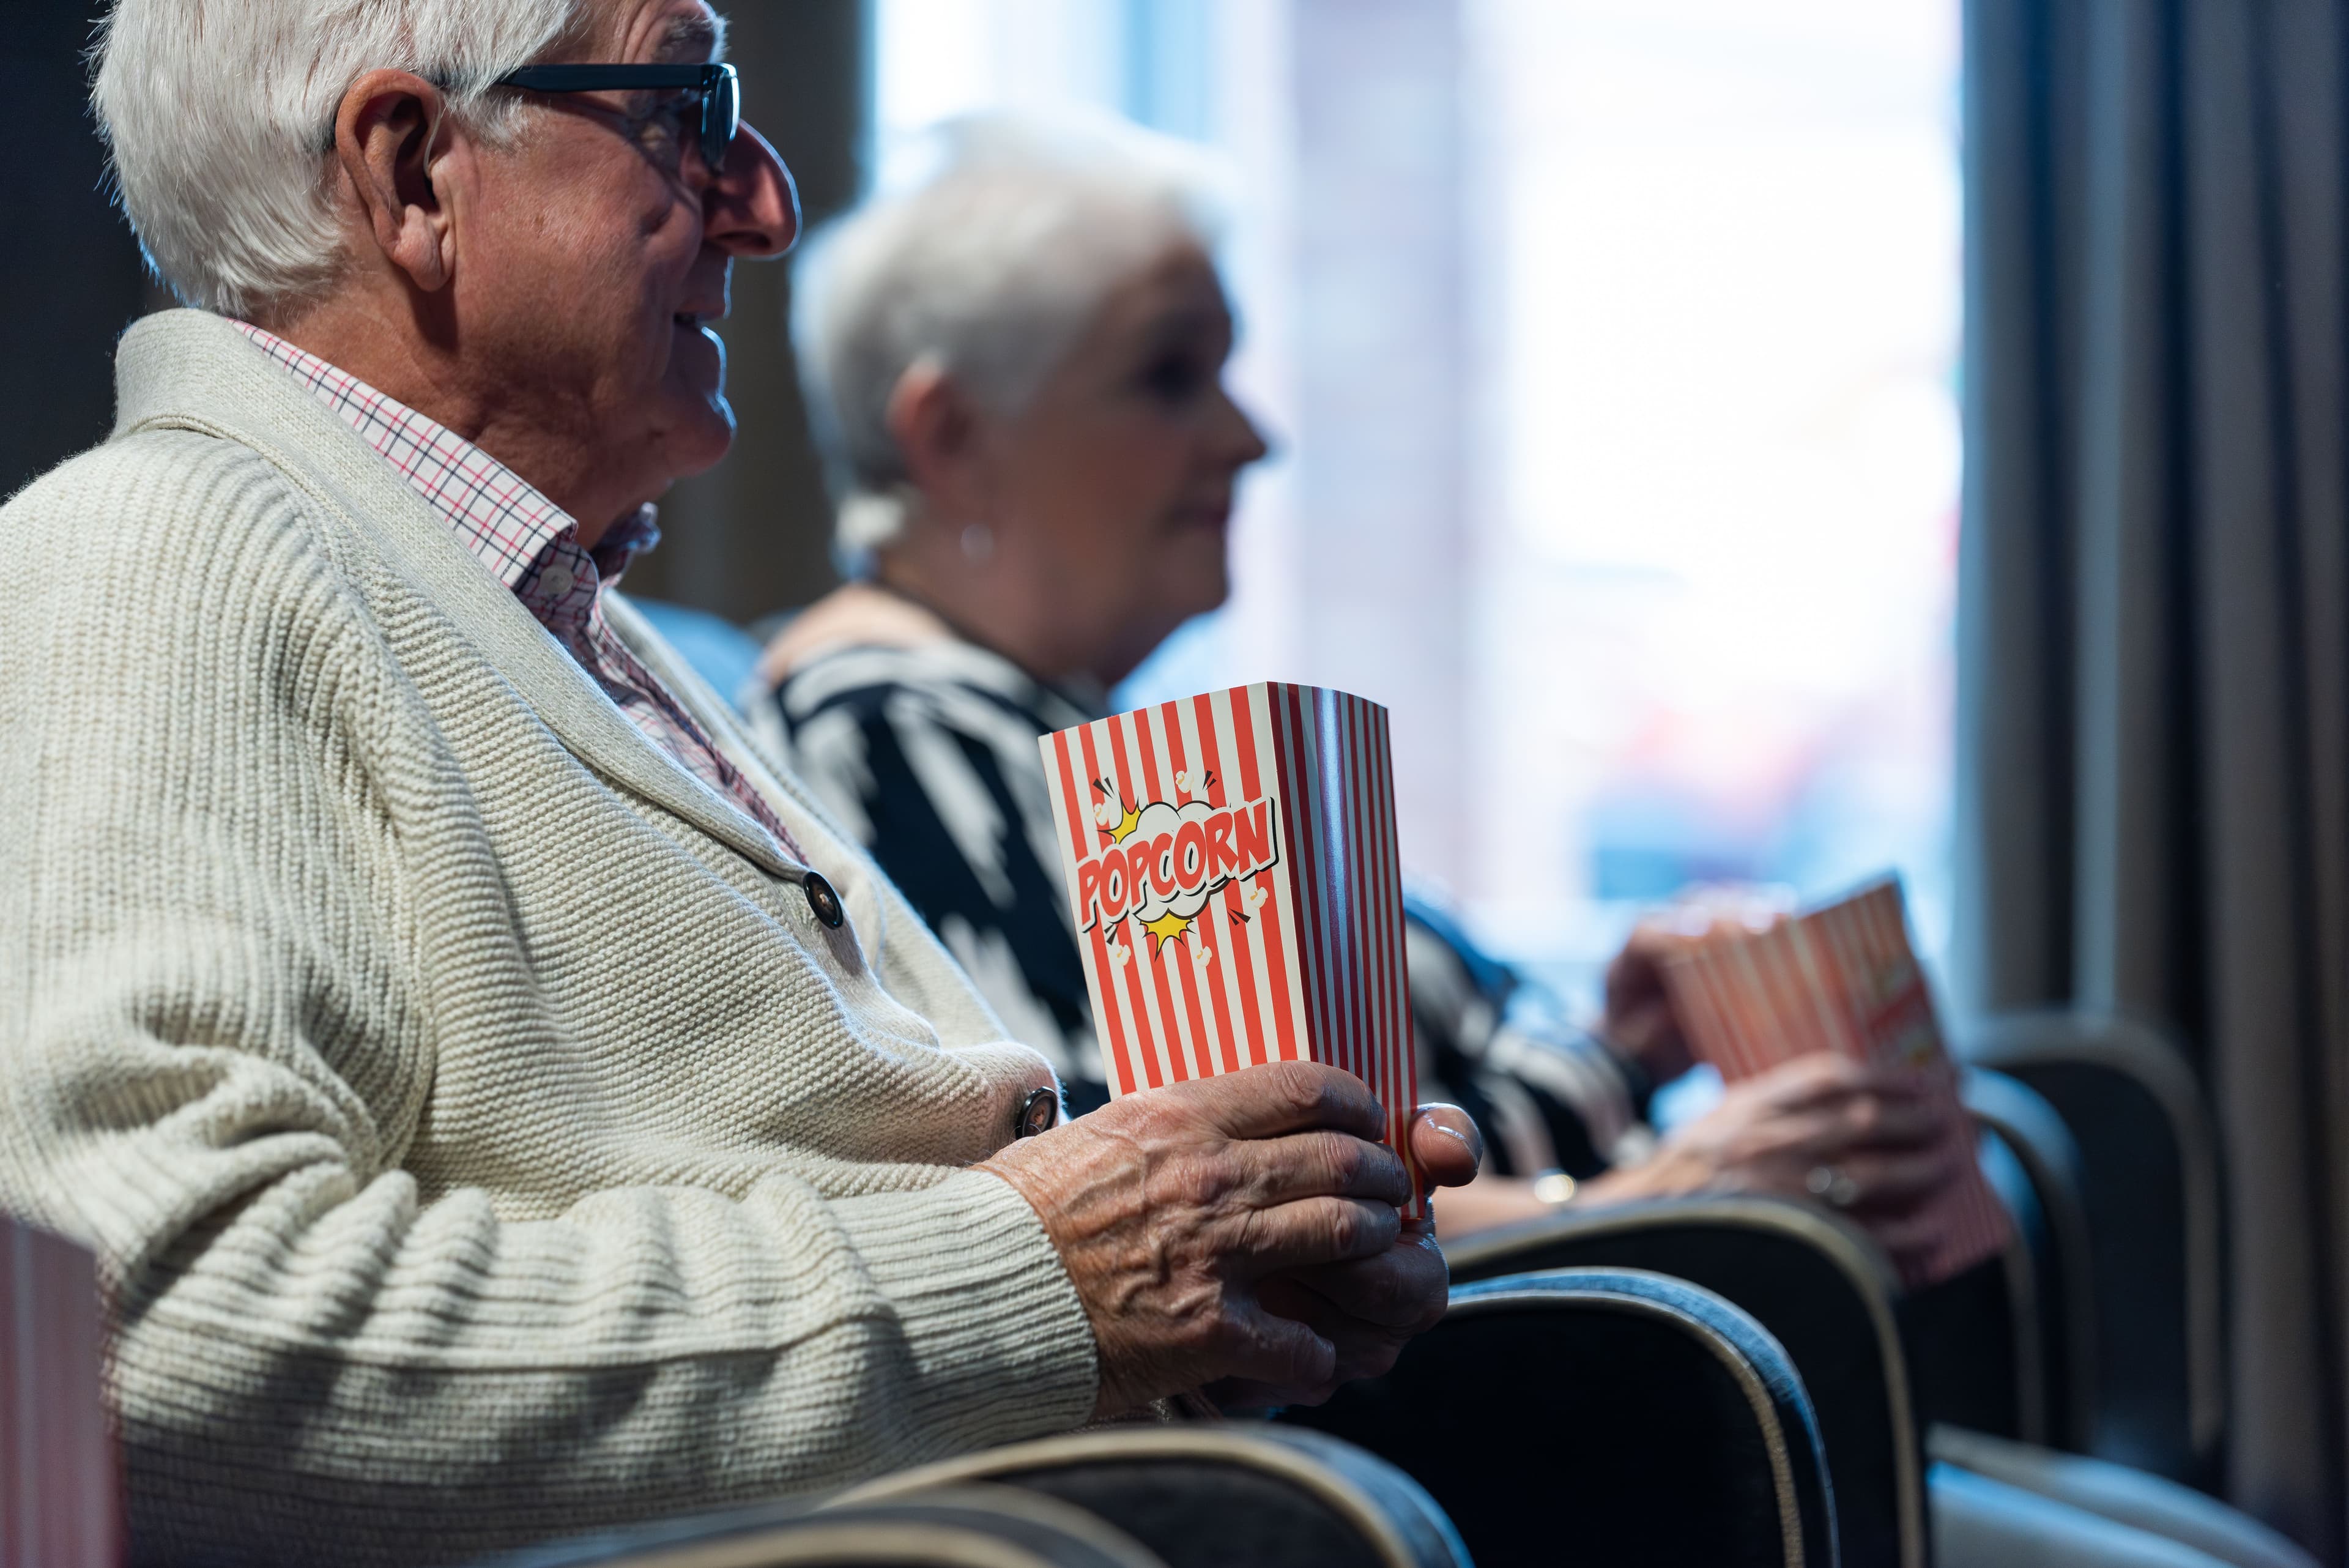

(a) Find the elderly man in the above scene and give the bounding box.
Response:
[0,2,1478,1562]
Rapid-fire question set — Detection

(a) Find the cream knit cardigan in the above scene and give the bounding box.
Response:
[0,311,1100,1566]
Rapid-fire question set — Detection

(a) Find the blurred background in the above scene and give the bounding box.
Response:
[860,0,1962,1013]
[1,0,1962,1009]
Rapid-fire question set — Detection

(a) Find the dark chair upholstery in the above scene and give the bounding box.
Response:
[837,1425,1470,1568]
[1890,1252,2026,1444]
[1954,1009,2224,1486]
[480,1485,1167,1568]
[1282,1266,1839,1568]
[1444,1197,1920,1568]
[1962,1065,2101,1452]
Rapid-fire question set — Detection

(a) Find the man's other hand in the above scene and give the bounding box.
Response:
[980,1064,1479,1418]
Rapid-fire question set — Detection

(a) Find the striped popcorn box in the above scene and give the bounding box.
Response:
[1661,877,2011,1287]
[2,1216,122,1568]
[1040,683,1422,1216]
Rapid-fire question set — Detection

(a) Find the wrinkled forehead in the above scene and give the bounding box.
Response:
[571,0,727,64]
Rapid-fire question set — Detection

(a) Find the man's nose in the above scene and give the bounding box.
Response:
[705,121,800,258]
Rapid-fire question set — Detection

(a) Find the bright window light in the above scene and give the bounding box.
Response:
[869,0,1961,998]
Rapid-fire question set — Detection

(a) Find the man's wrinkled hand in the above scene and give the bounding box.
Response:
[982,1061,1412,1418]
[981,1071,1483,1419]
[1205,1101,1483,1411]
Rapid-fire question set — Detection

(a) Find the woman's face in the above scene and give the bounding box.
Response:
[983,239,1269,682]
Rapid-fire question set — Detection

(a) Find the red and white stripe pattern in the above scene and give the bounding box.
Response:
[2,1217,121,1568]
[1042,684,1421,1214]
[1662,878,2011,1287]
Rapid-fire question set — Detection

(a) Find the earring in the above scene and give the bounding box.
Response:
[960,522,996,563]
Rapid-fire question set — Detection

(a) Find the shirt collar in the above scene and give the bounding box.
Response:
[231,321,659,590]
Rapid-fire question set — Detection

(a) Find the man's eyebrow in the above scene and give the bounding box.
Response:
[656,12,726,63]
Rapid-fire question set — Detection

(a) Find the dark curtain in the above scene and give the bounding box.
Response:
[0,9,152,496]
[1958,0,2349,1556]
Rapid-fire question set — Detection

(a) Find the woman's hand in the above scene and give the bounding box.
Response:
[1600,888,1792,1083]
[1586,1052,1969,1276]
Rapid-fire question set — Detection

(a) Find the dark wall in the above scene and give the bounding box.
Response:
[623,0,867,622]
[0,1,866,624]
[0,8,152,499]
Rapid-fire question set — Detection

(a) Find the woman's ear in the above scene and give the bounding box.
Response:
[885,359,991,521]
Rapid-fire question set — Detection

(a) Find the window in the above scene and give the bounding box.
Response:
[872,0,1961,999]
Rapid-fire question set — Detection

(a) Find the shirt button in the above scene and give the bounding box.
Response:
[803,872,844,929]
[537,563,576,598]
[1014,1087,1060,1139]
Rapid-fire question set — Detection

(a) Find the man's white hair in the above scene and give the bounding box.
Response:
[793,110,1232,571]
[91,0,589,321]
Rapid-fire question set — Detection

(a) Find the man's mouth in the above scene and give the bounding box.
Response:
[674,312,707,332]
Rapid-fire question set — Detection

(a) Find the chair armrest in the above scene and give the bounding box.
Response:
[1964,1065,2101,1450]
[480,1487,1165,1568]
[1956,1008,2224,1482]
[838,1425,1471,1568]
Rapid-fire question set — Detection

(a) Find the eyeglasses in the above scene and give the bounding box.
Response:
[495,62,741,174]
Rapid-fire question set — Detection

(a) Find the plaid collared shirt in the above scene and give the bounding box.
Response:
[235,323,804,863]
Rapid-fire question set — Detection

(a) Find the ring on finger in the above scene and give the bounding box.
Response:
[1806,1164,1860,1209]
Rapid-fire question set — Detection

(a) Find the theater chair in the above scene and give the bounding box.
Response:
[835,1425,1471,1568]
[1280,1267,1838,1568]
[1440,1196,1926,1568]
[1955,1009,2224,1487]
[1962,1065,2101,1454]
[493,1429,1468,1568]
[489,1488,1167,1568]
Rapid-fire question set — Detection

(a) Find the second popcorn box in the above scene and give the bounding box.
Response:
[1039,682,1422,1213]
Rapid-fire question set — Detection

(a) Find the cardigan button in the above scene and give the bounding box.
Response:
[803,872,844,929]
[1014,1087,1059,1140]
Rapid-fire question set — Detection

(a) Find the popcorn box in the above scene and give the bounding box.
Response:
[1661,877,2011,1287]
[1041,683,1422,1214]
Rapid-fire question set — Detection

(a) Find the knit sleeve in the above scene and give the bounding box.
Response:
[0,439,1096,1566]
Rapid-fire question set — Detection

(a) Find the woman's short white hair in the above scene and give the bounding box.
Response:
[793,110,1233,571]
[91,0,592,321]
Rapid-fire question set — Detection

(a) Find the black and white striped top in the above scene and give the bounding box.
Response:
[767,619,1650,1166]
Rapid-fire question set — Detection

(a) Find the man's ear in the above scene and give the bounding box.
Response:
[333,69,461,293]
[885,358,990,516]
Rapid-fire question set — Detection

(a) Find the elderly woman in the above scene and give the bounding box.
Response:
[763,116,2315,1568]
[760,115,1954,1244]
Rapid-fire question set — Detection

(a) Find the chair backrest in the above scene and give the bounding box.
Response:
[1282,1266,1839,1568]
[837,1424,1469,1568]
[1444,1197,1919,1568]
[1962,1065,2101,1451]
[1954,1008,2224,1485]
[483,1487,1167,1568]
